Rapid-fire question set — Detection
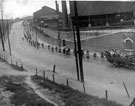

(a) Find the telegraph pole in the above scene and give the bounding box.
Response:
[0,10,5,51]
[57,18,61,47]
[73,1,84,82]
[6,17,12,56]
[1,10,5,40]
[35,27,38,49]
[72,23,80,81]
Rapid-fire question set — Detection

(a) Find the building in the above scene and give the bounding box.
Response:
[33,6,59,19]
[70,1,135,28]
[33,5,62,28]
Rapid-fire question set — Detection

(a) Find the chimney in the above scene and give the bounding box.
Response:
[55,1,59,14]
[62,0,68,27]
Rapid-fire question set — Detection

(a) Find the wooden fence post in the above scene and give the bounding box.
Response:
[21,63,23,69]
[36,68,37,76]
[43,71,45,79]
[123,82,130,98]
[53,65,56,73]
[52,74,55,83]
[16,61,18,66]
[67,78,69,87]
[83,83,86,93]
[105,90,108,100]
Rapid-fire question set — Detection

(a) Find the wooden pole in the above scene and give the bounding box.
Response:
[52,74,55,83]
[105,90,108,100]
[73,1,84,82]
[0,10,5,51]
[83,83,86,93]
[123,82,130,98]
[6,17,12,56]
[36,68,37,76]
[67,78,69,86]
[43,71,45,79]
[21,63,23,69]
[53,65,56,73]
[72,23,80,81]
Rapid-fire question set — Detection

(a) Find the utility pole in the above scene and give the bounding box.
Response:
[57,18,61,47]
[1,10,5,41]
[73,1,84,82]
[0,10,5,51]
[35,27,38,49]
[72,23,80,81]
[6,17,12,56]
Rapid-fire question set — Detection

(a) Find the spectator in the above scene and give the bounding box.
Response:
[86,50,90,60]
[55,47,58,52]
[93,52,97,59]
[42,43,44,48]
[63,48,66,54]
[59,48,61,53]
[48,45,50,49]
[100,51,104,58]
[81,49,84,57]
[51,46,54,52]
[66,48,70,55]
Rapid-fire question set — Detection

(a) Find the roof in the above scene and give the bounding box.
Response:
[33,6,59,19]
[70,1,135,17]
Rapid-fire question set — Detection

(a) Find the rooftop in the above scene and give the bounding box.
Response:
[70,1,135,17]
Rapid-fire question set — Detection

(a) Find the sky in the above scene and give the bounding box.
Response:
[0,0,68,19]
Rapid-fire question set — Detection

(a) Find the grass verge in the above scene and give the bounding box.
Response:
[0,57,26,72]
[0,75,54,106]
[32,75,123,106]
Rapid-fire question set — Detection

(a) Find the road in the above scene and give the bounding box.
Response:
[2,21,135,105]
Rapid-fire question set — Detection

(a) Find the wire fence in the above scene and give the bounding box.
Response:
[0,48,132,105]
[0,24,132,105]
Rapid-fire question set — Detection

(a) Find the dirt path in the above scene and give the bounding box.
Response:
[0,60,61,106]
[25,77,58,106]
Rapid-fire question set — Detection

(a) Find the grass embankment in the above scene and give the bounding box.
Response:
[32,75,123,106]
[0,56,25,72]
[10,63,25,71]
[0,75,54,106]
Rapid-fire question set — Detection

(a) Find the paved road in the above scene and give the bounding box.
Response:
[3,21,135,105]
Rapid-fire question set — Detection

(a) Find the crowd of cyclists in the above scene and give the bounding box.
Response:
[23,31,45,49]
[23,30,105,61]
[47,44,105,60]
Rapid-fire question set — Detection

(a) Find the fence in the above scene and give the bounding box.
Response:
[0,28,133,106]
[0,48,132,105]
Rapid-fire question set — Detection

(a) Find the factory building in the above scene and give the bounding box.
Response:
[69,1,135,28]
